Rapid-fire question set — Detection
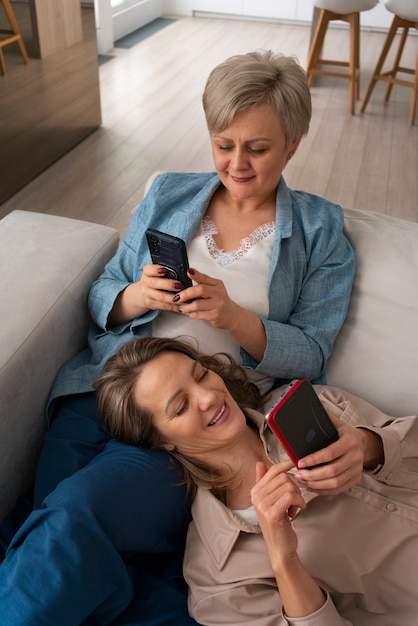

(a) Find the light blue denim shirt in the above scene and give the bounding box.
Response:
[50,172,354,408]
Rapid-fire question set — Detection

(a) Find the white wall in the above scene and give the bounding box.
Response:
[94,0,163,52]
[162,0,191,14]
[112,0,162,41]
[94,0,113,53]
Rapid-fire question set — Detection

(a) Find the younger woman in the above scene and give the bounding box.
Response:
[95,336,418,626]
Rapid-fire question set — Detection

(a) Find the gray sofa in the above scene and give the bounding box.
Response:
[1,202,417,522]
[0,211,119,520]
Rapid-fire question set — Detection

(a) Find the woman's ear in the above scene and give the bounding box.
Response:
[287,136,302,160]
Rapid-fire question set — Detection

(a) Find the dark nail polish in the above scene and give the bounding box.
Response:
[173,294,180,303]
[188,268,195,275]
[174,282,184,290]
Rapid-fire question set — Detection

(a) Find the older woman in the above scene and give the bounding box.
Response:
[0,52,354,625]
[96,336,418,626]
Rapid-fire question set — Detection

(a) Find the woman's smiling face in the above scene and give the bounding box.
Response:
[210,103,300,204]
[132,351,248,463]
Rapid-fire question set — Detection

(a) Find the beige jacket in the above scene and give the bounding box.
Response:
[184,386,418,626]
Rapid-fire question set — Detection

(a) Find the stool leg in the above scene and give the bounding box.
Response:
[0,48,5,75]
[361,16,399,113]
[306,10,329,87]
[348,12,360,114]
[384,27,408,102]
[410,48,418,125]
[1,0,29,64]
[16,35,29,64]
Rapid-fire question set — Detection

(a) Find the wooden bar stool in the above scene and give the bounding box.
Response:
[306,0,378,114]
[361,0,418,125]
[0,0,29,75]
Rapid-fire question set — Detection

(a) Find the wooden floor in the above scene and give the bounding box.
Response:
[1,15,417,235]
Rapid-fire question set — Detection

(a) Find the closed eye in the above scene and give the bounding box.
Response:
[172,367,209,417]
[249,147,267,154]
[174,400,187,417]
[216,145,267,155]
[197,368,209,382]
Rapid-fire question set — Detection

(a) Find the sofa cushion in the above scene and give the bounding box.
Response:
[0,211,119,520]
[326,208,418,417]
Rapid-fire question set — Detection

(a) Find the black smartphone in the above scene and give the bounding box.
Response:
[146,228,192,289]
[265,379,338,465]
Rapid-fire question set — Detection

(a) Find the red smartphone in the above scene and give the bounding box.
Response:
[265,379,338,466]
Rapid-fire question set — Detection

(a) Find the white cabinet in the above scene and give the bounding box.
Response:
[296,0,317,22]
[242,1,296,20]
[361,2,392,29]
[190,1,314,21]
[188,0,393,29]
[191,0,242,14]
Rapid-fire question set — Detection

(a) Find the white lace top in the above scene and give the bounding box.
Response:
[152,217,276,395]
[202,216,275,267]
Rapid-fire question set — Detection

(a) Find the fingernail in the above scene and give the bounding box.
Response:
[188,268,195,275]
[172,294,180,303]
[157,267,167,275]
[174,282,184,290]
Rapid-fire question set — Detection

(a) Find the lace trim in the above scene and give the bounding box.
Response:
[203,216,275,267]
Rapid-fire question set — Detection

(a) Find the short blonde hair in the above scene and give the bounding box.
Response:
[202,50,311,145]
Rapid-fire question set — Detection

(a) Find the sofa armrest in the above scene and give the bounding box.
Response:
[0,211,119,520]
[326,208,418,417]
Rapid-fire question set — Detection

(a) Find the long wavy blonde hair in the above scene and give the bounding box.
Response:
[94,336,265,498]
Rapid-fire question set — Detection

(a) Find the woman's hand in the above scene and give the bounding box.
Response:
[173,268,267,361]
[108,264,188,326]
[294,412,384,495]
[252,462,326,617]
[173,267,239,330]
[251,461,305,564]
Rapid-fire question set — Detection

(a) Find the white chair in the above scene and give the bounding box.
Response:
[361,0,418,125]
[306,0,378,113]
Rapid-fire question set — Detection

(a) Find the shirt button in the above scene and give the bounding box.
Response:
[386,502,397,512]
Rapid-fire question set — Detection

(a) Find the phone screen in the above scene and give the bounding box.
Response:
[266,380,338,463]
